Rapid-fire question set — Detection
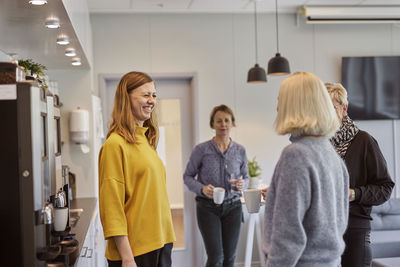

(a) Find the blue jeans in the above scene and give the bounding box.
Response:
[196,197,243,267]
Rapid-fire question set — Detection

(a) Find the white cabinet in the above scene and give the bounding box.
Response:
[75,213,107,267]
[94,213,107,267]
[75,217,95,267]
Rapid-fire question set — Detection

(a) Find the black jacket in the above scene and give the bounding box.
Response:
[344,130,395,228]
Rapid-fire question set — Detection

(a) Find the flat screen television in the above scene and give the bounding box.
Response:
[341,56,400,120]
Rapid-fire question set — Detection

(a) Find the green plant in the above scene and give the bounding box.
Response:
[18,59,48,88]
[19,59,45,76]
[17,59,33,74]
[248,157,262,178]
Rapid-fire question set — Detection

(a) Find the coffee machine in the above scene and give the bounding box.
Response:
[0,62,70,267]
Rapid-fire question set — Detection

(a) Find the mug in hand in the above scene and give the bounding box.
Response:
[243,189,262,213]
[213,187,225,205]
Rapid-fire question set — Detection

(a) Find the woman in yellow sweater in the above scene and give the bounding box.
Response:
[99,71,176,267]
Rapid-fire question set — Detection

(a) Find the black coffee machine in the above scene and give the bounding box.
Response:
[0,63,77,267]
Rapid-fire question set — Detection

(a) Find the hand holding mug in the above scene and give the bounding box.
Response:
[261,186,269,200]
[243,189,262,213]
[349,188,355,202]
[213,187,225,204]
[202,184,214,198]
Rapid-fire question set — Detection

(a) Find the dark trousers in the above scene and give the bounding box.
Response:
[107,243,173,267]
[196,197,243,267]
[341,228,372,267]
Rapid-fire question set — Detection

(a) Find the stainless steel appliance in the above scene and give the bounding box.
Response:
[0,63,63,266]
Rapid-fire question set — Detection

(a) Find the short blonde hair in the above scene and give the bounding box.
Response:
[275,72,340,137]
[325,82,348,106]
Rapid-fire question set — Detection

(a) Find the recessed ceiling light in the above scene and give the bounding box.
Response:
[45,18,60,29]
[65,48,76,57]
[56,35,70,45]
[71,58,81,66]
[29,0,48,5]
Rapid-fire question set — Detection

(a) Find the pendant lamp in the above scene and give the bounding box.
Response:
[247,1,267,83]
[267,0,290,76]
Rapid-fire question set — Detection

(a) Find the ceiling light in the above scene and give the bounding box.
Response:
[247,1,267,83]
[29,0,47,5]
[65,48,76,57]
[267,0,290,76]
[56,35,70,45]
[45,18,60,29]
[71,58,81,66]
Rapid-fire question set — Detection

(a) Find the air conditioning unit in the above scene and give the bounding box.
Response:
[301,5,400,24]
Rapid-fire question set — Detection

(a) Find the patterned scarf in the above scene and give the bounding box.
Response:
[330,115,359,159]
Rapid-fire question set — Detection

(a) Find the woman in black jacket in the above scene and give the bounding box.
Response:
[326,83,395,267]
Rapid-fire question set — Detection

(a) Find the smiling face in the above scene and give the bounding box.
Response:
[129,81,157,125]
[212,111,233,137]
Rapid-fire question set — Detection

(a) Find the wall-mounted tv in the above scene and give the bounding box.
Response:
[341,56,400,120]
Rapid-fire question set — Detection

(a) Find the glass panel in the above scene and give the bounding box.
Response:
[156,99,185,249]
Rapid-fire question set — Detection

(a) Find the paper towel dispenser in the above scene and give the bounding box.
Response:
[69,108,89,144]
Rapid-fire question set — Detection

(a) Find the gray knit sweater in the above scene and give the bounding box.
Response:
[263,136,349,267]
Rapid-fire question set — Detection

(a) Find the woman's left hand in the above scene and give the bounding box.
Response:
[231,178,244,190]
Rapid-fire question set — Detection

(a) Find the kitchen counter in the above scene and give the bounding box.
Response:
[69,198,98,265]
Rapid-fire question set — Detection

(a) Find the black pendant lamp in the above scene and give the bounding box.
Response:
[247,1,267,83]
[267,0,290,76]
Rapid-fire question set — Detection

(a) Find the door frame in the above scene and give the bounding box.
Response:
[98,72,204,266]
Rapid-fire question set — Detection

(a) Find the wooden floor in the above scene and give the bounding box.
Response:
[171,208,185,249]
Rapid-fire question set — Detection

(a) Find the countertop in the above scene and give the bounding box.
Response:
[69,197,98,264]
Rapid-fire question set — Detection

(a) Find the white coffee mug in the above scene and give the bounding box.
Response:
[213,187,225,205]
[54,207,68,232]
[243,189,262,213]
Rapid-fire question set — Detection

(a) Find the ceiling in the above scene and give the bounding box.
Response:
[87,0,400,13]
[1,0,400,71]
[0,0,89,70]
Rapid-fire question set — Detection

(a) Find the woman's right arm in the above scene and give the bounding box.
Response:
[99,140,133,262]
[183,145,208,196]
[114,236,136,267]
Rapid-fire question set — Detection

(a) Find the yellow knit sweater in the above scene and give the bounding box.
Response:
[99,126,176,259]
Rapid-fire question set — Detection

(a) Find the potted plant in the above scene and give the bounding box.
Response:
[18,58,48,89]
[248,157,262,189]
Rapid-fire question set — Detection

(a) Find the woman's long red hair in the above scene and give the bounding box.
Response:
[107,71,158,149]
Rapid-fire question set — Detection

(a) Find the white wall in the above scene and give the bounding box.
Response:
[90,13,400,264]
[47,69,96,198]
[91,13,399,189]
[44,0,96,199]
[0,50,9,61]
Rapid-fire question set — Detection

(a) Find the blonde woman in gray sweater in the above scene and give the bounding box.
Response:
[263,72,349,267]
